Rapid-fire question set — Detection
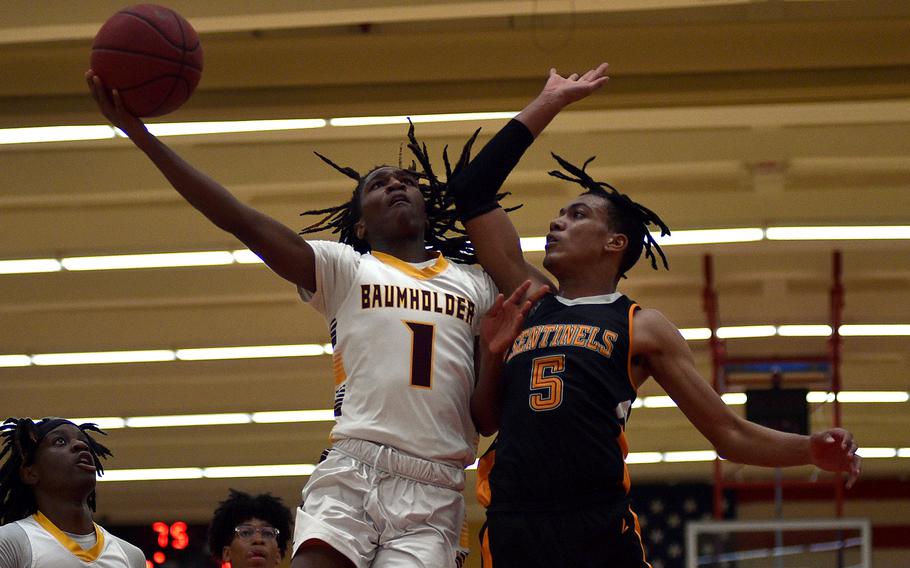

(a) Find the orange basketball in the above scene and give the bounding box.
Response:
[90,4,203,117]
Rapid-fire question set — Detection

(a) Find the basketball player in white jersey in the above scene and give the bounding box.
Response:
[86,63,609,567]
[0,418,146,568]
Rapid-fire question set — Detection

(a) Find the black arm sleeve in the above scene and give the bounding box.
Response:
[451,119,535,222]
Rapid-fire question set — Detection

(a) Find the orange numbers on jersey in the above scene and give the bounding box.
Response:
[404,321,435,388]
[529,354,565,411]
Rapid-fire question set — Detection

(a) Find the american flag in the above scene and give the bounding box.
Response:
[630,483,736,568]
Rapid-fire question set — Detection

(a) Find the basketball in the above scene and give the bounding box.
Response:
[90,4,203,117]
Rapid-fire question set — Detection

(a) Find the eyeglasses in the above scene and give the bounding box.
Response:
[234,525,279,541]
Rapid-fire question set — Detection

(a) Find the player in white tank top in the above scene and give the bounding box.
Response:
[0,418,146,568]
[87,80,505,567]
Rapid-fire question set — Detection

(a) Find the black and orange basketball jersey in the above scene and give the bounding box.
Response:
[487,291,640,512]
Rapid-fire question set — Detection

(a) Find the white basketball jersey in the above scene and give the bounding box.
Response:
[302,241,497,467]
[15,514,141,567]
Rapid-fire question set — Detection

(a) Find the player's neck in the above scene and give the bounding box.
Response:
[370,237,435,263]
[557,277,618,300]
[36,494,94,534]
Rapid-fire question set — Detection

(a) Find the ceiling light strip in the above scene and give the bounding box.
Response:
[0,111,517,146]
[68,391,906,431]
[96,448,909,481]
[4,225,910,275]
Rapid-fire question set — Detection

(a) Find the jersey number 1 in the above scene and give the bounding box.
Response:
[405,321,434,388]
[530,354,565,411]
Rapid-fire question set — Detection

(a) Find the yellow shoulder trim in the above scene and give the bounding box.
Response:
[35,511,106,562]
[371,251,449,280]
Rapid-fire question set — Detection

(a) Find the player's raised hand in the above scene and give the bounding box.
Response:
[481,281,549,355]
[541,62,610,107]
[85,70,150,144]
[809,428,862,488]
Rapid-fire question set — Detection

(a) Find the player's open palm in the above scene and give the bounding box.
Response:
[542,62,610,106]
[85,70,150,143]
[481,281,548,355]
[810,428,862,488]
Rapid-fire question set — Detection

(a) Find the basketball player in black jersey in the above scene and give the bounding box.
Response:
[447,72,863,567]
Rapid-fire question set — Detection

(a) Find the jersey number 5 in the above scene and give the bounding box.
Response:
[529,354,564,411]
[405,321,434,388]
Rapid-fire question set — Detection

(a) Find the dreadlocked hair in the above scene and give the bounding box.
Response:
[299,121,518,264]
[0,417,111,525]
[207,489,292,558]
[548,153,670,278]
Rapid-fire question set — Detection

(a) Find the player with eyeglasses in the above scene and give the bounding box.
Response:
[235,525,280,541]
[208,490,292,568]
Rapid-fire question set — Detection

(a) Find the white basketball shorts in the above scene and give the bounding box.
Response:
[292,438,469,568]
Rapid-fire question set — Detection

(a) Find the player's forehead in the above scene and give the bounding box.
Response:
[362,166,416,185]
[237,517,274,528]
[561,193,610,216]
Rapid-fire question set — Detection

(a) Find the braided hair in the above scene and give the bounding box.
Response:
[0,417,111,525]
[207,489,292,558]
[299,121,517,264]
[548,153,670,278]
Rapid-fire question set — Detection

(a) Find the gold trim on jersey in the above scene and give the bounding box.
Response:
[34,511,105,562]
[371,250,449,279]
[628,506,653,568]
[332,351,347,386]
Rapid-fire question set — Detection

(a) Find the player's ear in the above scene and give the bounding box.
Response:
[19,464,39,486]
[355,218,367,241]
[604,232,628,253]
[221,546,232,563]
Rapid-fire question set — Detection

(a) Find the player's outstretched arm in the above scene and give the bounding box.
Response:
[456,64,609,296]
[86,71,317,291]
[633,308,861,488]
[472,282,548,435]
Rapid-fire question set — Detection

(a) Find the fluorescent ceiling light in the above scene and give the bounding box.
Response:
[663,450,718,462]
[0,125,115,145]
[766,226,910,240]
[5,225,910,275]
[840,324,910,336]
[126,413,252,428]
[62,251,234,271]
[0,258,61,275]
[653,228,764,246]
[203,464,316,478]
[176,344,327,361]
[836,391,909,403]
[0,355,31,368]
[855,448,898,459]
[716,325,777,339]
[100,468,204,482]
[146,119,326,137]
[94,447,910,482]
[252,410,336,423]
[69,417,127,430]
[807,391,837,404]
[329,111,516,127]
[642,396,676,408]
[519,237,546,252]
[232,249,263,264]
[679,327,712,341]
[625,452,664,464]
[31,350,176,366]
[777,325,833,337]
[720,393,747,405]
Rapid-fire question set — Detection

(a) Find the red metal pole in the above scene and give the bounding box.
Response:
[830,250,845,517]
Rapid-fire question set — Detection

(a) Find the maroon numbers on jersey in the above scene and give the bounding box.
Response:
[404,321,435,388]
